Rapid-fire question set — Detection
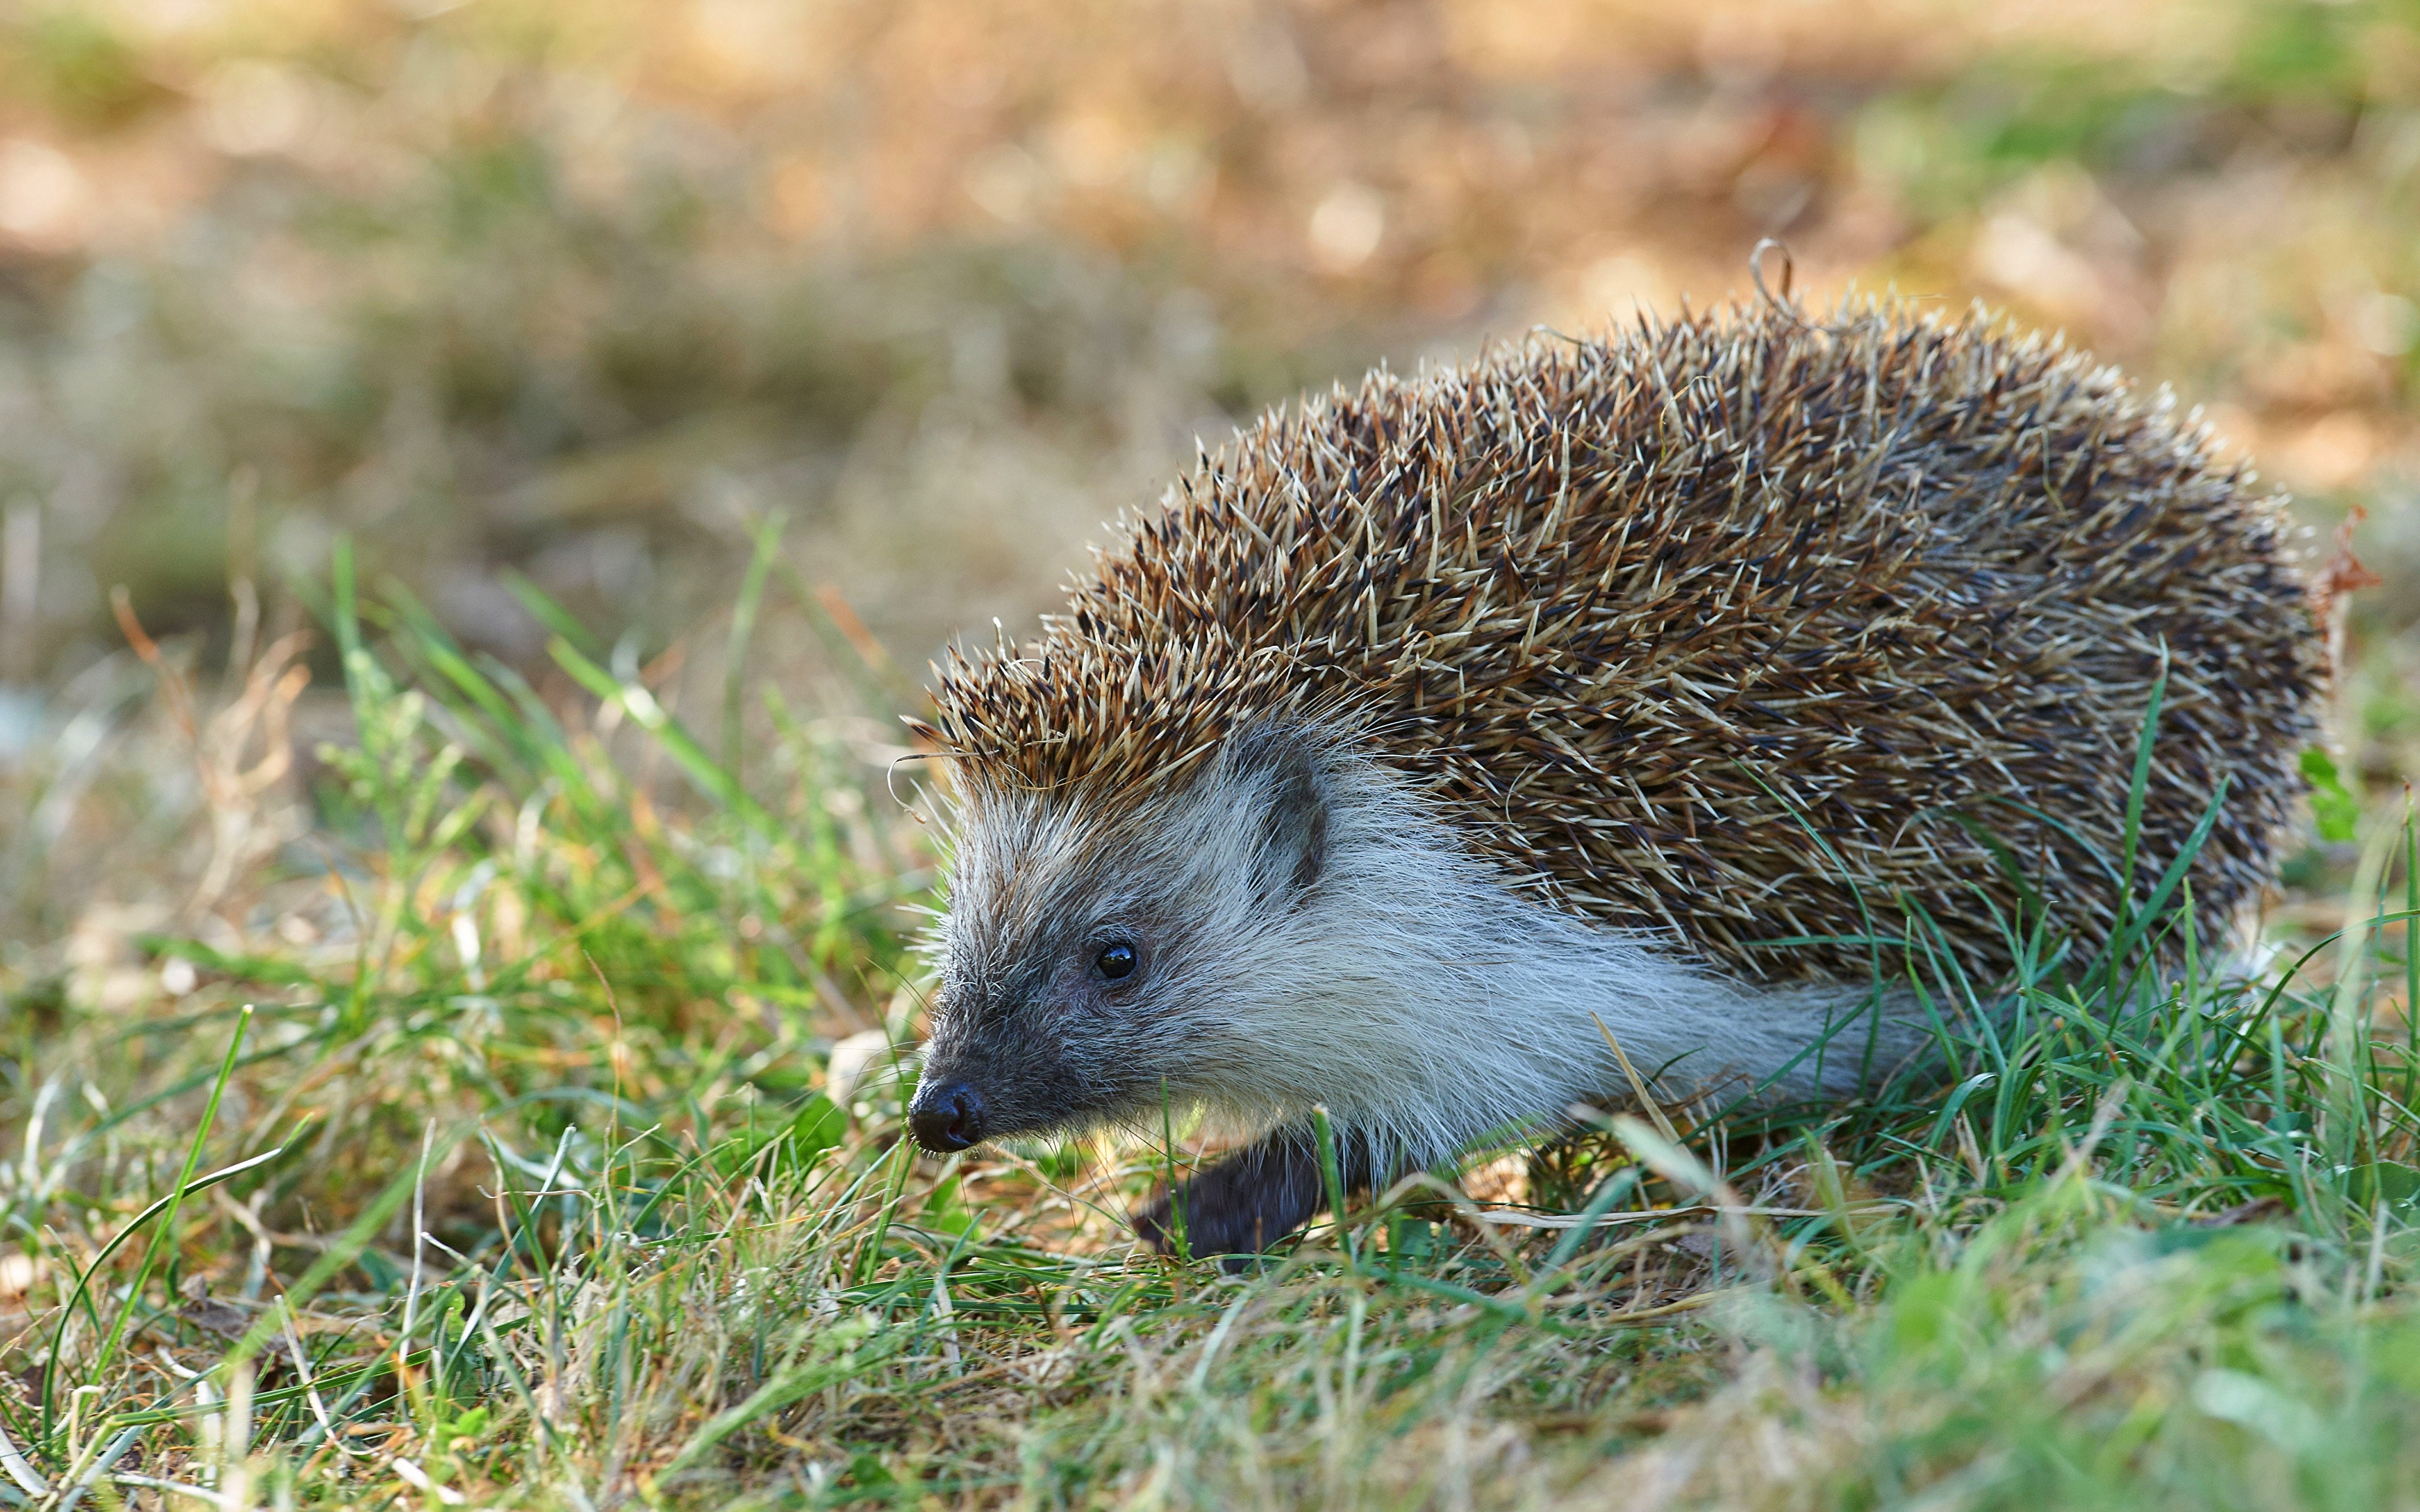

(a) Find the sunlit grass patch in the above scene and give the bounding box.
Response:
[0,552,2414,1510]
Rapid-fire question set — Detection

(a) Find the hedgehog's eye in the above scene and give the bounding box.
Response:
[1095,941,1138,981]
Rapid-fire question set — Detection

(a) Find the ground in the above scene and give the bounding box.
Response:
[2,2,2419,1508]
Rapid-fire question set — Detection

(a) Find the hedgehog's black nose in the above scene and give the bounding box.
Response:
[909,1082,986,1153]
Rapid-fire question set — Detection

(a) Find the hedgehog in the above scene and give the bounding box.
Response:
[901,291,2329,1259]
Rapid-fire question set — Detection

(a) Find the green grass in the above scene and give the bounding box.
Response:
[0,556,2416,1511]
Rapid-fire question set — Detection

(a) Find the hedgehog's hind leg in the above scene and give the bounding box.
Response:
[1131,1126,1375,1265]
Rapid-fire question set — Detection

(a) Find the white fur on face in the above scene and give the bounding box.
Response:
[934,744,1939,1170]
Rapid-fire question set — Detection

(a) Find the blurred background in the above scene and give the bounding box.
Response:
[1,0,2416,956]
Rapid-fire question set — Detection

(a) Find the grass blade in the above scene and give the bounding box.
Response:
[50,1006,253,1438]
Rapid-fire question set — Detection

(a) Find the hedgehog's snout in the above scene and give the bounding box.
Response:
[908,1079,986,1153]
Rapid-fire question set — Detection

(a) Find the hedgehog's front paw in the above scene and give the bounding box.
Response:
[1130,1138,1330,1264]
[1128,1182,1291,1269]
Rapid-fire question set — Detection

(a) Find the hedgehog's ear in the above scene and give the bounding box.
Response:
[1231,725,1329,904]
